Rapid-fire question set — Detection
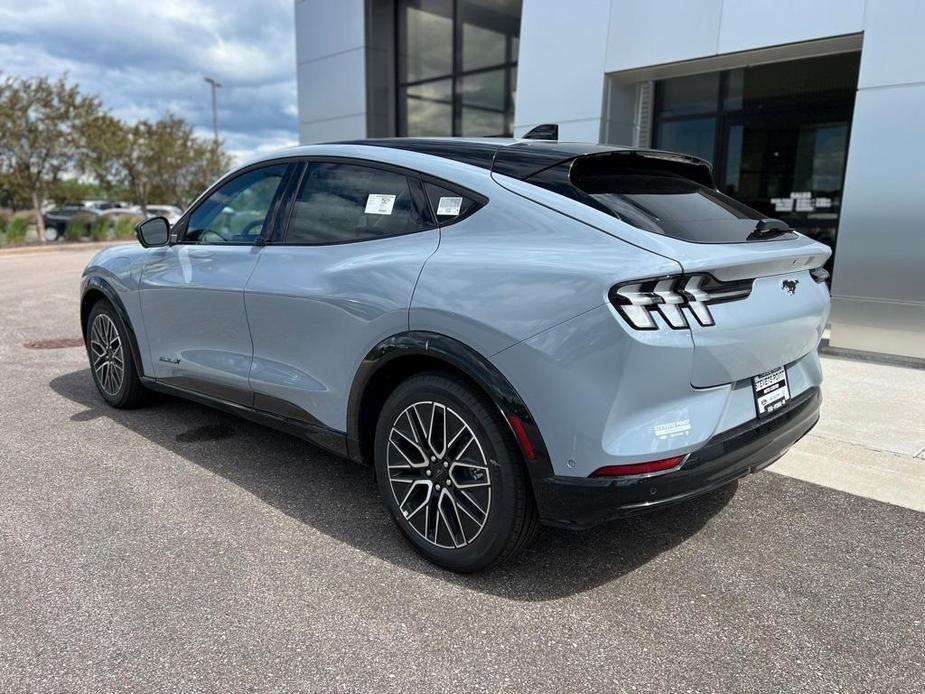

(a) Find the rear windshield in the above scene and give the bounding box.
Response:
[560,153,795,243]
[575,172,782,243]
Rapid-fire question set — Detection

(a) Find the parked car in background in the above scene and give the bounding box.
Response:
[81,200,120,211]
[44,207,101,241]
[143,205,183,225]
[97,208,141,223]
[80,139,831,571]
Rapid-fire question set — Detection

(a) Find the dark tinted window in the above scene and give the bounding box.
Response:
[657,72,720,117]
[575,172,778,244]
[424,182,481,223]
[186,164,287,244]
[286,163,432,244]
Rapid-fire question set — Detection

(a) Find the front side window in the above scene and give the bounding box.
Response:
[185,164,288,244]
[285,162,433,244]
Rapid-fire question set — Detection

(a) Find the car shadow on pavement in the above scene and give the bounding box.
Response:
[51,369,737,602]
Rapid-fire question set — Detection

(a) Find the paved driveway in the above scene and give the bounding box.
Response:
[0,247,922,692]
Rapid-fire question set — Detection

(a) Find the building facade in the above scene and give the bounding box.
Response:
[295,0,925,360]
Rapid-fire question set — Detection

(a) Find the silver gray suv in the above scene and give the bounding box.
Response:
[81,139,831,571]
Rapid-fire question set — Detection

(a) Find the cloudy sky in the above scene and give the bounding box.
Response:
[0,0,298,163]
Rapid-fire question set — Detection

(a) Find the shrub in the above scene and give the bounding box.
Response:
[6,216,28,244]
[65,212,94,241]
[90,216,110,242]
[115,215,142,240]
[0,215,7,239]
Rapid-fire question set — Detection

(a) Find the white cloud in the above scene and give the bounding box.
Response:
[0,0,297,162]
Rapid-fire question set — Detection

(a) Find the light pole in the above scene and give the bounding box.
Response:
[204,76,222,143]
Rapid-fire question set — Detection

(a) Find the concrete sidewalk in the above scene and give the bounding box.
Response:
[770,354,925,511]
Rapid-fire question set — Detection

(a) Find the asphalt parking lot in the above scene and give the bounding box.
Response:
[1,245,923,693]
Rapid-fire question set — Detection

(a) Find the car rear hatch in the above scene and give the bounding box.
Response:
[491,144,832,387]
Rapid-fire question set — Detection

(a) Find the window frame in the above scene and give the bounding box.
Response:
[395,0,521,137]
[275,156,487,246]
[172,159,299,246]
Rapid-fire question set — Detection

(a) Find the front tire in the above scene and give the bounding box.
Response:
[85,300,146,408]
[374,372,538,572]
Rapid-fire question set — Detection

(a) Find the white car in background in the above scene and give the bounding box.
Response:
[99,205,183,226]
[143,205,183,225]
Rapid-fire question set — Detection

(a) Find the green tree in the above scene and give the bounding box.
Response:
[88,113,231,215]
[78,111,131,197]
[47,178,103,206]
[0,75,102,242]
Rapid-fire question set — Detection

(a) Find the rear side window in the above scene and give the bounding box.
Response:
[424,182,482,224]
[285,162,433,244]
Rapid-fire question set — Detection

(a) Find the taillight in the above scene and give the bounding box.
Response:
[589,455,685,477]
[609,274,752,330]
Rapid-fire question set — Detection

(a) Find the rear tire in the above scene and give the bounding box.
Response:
[374,372,538,572]
[85,300,146,409]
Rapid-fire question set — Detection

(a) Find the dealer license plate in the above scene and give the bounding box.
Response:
[753,366,790,417]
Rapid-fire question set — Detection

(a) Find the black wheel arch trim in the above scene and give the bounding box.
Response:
[347,331,555,484]
[80,275,146,379]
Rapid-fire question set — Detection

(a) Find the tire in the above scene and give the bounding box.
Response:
[374,372,538,572]
[85,300,146,409]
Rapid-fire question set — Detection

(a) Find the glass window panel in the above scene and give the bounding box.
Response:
[573,173,764,243]
[461,107,505,136]
[463,23,506,71]
[723,124,744,196]
[460,69,505,111]
[396,0,521,137]
[812,124,849,191]
[287,163,431,245]
[723,53,861,111]
[403,3,453,82]
[186,165,286,244]
[657,72,719,117]
[655,118,716,164]
[402,79,453,136]
[424,182,482,220]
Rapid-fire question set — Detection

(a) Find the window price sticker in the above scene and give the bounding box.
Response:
[365,193,396,215]
[436,196,463,216]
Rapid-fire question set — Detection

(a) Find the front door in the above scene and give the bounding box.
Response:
[139,163,290,405]
[244,159,440,431]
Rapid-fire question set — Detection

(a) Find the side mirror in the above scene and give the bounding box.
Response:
[136,216,170,247]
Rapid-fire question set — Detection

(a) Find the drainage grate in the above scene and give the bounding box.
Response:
[23,337,85,349]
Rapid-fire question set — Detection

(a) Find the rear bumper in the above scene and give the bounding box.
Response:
[533,386,821,529]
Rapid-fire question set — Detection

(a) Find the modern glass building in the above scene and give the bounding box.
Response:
[295,0,925,361]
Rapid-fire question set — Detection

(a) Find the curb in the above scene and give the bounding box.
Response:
[0,241,133,257]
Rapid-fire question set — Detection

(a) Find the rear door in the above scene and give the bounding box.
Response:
[139,163,290,404]
[243,158,439,431]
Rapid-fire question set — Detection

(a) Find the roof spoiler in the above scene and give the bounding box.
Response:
[521,123,558,141]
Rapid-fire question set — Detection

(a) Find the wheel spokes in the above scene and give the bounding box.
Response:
[89,314,124,396]
[387,400,492,550]
[449,461,491,489]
